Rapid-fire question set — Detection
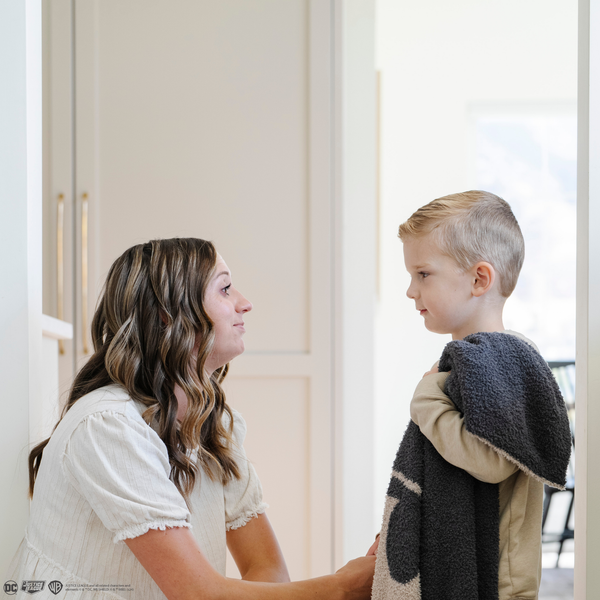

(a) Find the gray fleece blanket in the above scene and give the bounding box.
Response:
[372,332,572,600]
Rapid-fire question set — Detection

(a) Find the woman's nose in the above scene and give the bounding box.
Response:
[237,292,253,313]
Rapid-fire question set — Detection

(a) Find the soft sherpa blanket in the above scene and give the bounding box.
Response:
[372,332,572,600]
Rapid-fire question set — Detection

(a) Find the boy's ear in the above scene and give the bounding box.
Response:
[471,262,496,297]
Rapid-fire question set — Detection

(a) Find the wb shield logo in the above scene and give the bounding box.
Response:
[48,581,63,595]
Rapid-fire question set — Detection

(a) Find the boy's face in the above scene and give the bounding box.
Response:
[403,234,477,339]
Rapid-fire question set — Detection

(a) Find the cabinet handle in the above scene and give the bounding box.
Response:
[57,194,65,355]
[81,193,90,354]
[376,70,381,299]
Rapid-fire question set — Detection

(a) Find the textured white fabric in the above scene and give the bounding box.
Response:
[7,385,267,599]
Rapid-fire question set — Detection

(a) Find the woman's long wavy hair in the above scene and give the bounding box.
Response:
[29,238,241,499]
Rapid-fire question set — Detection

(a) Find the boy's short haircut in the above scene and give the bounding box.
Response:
[398,190,524,297]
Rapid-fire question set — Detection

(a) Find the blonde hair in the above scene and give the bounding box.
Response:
[29,238,241,499]
[398,190,524,297]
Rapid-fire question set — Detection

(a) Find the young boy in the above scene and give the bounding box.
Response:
[371,191,572,600]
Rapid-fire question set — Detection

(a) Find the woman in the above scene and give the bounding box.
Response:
[9,238,374,599]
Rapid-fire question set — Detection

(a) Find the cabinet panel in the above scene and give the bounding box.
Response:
[77,0,309,355]
[224,376,309,580]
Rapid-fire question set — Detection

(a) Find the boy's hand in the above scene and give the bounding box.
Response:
[422,361,440,378]
[366,534,380,556]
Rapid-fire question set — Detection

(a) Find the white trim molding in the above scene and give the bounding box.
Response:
[0,0,43,576]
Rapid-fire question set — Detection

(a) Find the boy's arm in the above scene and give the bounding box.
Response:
[410,372,518,484]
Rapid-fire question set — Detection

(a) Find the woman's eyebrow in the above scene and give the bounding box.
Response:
[216,271,230,278]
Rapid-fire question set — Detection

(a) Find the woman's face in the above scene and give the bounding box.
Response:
[203,254,252,373]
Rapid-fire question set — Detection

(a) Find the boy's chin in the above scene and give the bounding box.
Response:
[423,322,451,336]
[424,320,448,334]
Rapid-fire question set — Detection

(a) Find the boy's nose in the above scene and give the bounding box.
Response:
[406,282,417,299]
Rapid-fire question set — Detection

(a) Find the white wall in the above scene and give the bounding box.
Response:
[0,0,42,576]
[374,0,578,524]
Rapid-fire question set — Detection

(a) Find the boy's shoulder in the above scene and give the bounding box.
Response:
[439,330,542,376]
[438,329,572,489]
[501,329,539,353]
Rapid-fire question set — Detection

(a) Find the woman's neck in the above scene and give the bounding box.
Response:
[173,384,188,422]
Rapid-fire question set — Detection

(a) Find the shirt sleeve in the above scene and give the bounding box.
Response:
[223,410,268,531]
[411,372,519,484]
[62,410,191,543]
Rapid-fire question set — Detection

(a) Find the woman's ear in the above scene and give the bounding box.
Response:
[471,262,496,297]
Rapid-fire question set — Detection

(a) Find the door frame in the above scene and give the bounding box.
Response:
[575,0,600,596]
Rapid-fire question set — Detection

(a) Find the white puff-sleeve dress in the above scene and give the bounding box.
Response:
[7,384,267,599]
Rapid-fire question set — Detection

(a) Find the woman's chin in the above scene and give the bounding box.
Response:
[207,346,246,373]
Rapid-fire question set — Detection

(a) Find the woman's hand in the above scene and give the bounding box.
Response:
[334,556,376,600]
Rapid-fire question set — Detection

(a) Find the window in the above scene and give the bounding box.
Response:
[471,106,577,361]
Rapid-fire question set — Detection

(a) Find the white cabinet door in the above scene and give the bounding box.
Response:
[44,0,345,579]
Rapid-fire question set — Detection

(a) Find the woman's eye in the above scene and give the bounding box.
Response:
[222,284,231,296]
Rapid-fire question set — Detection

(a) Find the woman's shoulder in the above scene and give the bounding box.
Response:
[63,384,144,421]
[47,385,150,451]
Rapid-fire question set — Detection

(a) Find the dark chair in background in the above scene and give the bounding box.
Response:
[542,361,575,568]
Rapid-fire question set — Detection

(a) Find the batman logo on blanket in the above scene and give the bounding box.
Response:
[372,332,572,600]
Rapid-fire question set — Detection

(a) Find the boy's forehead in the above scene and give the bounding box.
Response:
[403,235,465,274]
[403,234,442,265]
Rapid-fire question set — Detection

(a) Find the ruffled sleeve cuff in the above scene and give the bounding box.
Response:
[225,501,269,531]
[113,519,192,543]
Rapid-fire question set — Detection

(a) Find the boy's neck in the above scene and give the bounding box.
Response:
[451,313,505,341]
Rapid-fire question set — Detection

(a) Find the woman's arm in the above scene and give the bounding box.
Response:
[226,513,290,582]
[125,526,374,600]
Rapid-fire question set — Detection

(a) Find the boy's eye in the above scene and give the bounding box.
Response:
[418,271,429,278]
[222,284,231,296]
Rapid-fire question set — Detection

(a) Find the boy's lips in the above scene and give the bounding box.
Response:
[418,309,427,315]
